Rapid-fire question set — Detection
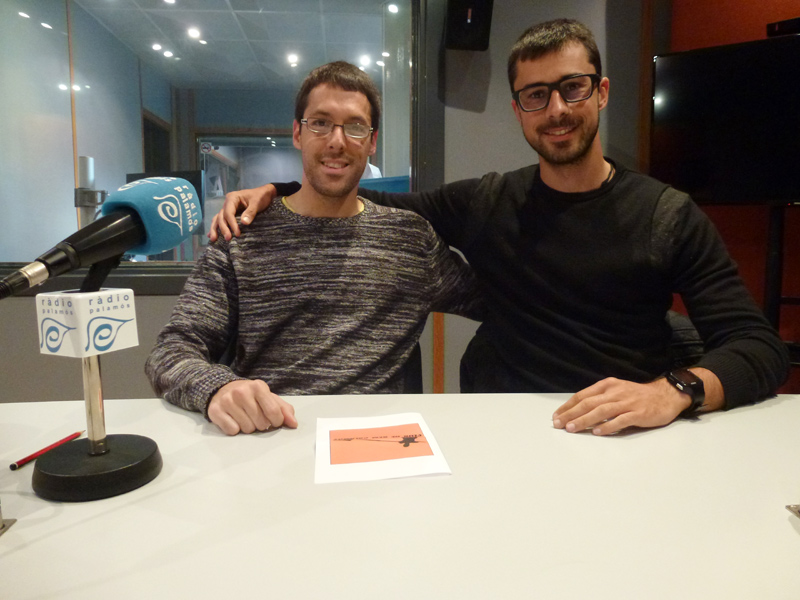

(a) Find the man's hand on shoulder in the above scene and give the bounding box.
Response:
[552,368,723,436]
[208,184,279,243]
[208,379,297,436]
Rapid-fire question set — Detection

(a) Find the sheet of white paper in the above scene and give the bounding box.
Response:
[315,413,450,484]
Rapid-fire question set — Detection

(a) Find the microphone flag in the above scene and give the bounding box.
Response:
[36,288,138,358]
[101,177,202,255]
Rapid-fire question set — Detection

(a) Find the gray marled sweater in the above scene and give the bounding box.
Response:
[145,198,483,415]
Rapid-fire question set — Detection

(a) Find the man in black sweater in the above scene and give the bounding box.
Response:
[208,19,789,435]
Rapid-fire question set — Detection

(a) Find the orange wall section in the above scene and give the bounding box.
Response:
[668,0,800,391]
[671,0,799,50]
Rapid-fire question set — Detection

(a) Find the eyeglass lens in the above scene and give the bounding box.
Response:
[303,119,371,139]
[516,75,596,111]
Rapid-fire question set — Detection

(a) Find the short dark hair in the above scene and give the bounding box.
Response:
[507,19,602,93]
[295,61,381,131]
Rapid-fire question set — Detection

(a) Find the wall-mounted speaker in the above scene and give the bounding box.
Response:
[444,0,494,51]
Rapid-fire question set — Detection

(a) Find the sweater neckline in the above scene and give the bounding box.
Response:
[533,158,624,204]
[273,196,374,223]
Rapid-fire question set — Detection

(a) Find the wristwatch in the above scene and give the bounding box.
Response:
[666,369,705,418]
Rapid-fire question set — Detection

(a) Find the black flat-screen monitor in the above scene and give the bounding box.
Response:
[649,34,800,205]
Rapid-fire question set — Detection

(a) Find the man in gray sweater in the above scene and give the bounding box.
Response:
[145,62,482,435]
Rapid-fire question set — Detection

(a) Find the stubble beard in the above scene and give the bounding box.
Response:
[529,116,599,166]
[304,153,364,201]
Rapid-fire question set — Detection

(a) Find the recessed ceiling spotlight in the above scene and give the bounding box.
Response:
[188,28,200,39]
[199,40,207,45]
[266,137,272,140]
[382,51,390,57]
[388,4,399,13]
[85,85,91,89]
[359,67,365,71]
[19,12,30,18]
[164,0,176,4]
[359,55,370,67]
[164,51,173,57]
[174,57,181,61]
[376,61,385,67]
[73,85,81,91]
[152,44,162,51]
[287,53,298,64]
[41,23,52,29]
[58,84,68,91]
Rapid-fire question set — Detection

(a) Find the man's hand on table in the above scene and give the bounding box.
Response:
[208,380,298,436]
[208,184,278,242]
[552,368,723,435]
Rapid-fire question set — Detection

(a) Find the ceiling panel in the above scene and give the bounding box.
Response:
[229,0,326,11]
[74,0,392,90]
[146,11,245,41]
[236,12,326,43]
[324,14,382,45]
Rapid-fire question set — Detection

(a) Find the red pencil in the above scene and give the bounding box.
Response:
[9,431,84,471]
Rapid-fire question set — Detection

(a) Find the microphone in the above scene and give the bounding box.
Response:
[0,177,201,300]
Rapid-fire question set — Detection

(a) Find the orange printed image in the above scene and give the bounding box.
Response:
[330,423,433,465]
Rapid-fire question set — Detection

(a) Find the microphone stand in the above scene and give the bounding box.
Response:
[30,255,163,502]
[30,159,162,502]
[79,255,121,456]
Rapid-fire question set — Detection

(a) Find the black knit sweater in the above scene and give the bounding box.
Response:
[361,162,789,407]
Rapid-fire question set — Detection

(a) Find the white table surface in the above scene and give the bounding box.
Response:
[1,393,799,599]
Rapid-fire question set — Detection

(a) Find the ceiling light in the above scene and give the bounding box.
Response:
[388,4,399,13]
[359,55,370,67]
[174,57,181,61]
[199,40,207,45]
[266,137,272,140]
[164,0,176,4]
[85,85,91,89]
[188,28,200,39]
[58,84,68,91]
[152,44,162,51]
[287,54,298,64]
[72,85,81,91]
[382,51,390,57]
[19,12,30,18]
[376,61,385,67]
[41,23,52,29]
[164,51,173,58]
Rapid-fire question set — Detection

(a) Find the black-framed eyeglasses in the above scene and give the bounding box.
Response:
[300,118,373,139]
[513,74,601,112]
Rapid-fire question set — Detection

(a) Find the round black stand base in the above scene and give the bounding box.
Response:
[32,434,162,502]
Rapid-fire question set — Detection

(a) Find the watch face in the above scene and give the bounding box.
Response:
[668,369,706,417]
[670,369,702,388]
